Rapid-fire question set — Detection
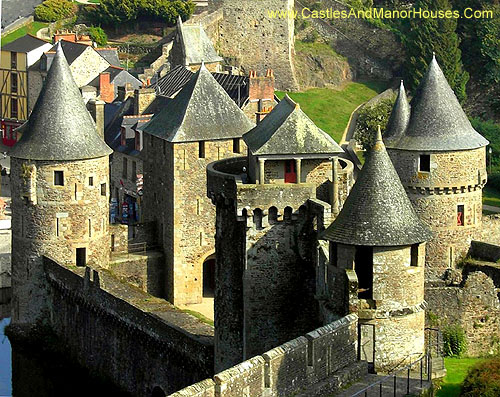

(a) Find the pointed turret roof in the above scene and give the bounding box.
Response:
[243,95,343,156]
[323,128,432,246]
[9,43,112,161]
[142,64,254,142]
[389,56,488,151]
[384,80,410,144]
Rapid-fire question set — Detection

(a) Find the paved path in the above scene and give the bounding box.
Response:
[483,204,500,213]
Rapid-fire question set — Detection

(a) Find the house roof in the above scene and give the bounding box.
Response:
[323,129,432,246]
[9,43,112,161]
[2,34,50,53]
[384,81,410,144]
[44,40,89,69]
[142,64,254,142]
[96,48,120,67]
[177,17,223,65]
[151,65,249,105]
[387,56,489,151]
[243,95,342,156]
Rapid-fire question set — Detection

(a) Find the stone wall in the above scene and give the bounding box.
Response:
[388,148,487,279]
[143,133,248,305]
[110,151,143,220]
[213,0,299,91]
[168,315,365,397]
[10,156,110,324]
[43,257,214,396]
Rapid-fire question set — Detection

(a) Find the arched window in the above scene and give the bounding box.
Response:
[284,206,292,222]
[269,206,278,223]
[253,208,263,229]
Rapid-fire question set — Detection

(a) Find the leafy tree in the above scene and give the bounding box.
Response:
[99,0,140,26]
[403,0,469,102]
[354,97,395,149]
[88,26,108,47]
[34,0,75,22]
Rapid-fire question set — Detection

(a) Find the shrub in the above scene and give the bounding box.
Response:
[460,357,500,397]
[34,0,75,22]
[442,324,467,357]
[354,97,395,149]
[88,26,108,46]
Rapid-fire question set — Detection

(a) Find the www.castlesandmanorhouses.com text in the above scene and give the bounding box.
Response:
[268,7,494,20]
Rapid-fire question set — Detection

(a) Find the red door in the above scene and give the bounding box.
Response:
[284,160,297,183]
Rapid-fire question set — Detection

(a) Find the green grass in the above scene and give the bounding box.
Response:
[483,186,500,208]
[179,309,214,326]
[1,22,49,46]
[437,357,487,397]
[276,81,388,143]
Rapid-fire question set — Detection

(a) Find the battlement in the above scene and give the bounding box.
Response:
[169,314,365,397]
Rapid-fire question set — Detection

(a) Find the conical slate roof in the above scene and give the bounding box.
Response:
[384,81,410,144]
[323,128,432,246]
[142,64,255,142]
[177,17,223,65]
[243,95,343,156]
[388,56,488,151]
[9,43,112,161]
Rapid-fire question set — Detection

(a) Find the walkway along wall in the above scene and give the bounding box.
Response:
[42,258,214,396]
[168,314,366,397]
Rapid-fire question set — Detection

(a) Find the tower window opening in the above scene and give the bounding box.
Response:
[76,248,86,267]
[269,206,278,223]
[233,138,241,153]
[284,206,292,222]
[457,205,465,226]
[253,208,263,229]
[410,244,419,267]
[54,170,64,186]
[89,176,94,186]
[419,154,430,172]
[330,243,338,267]
[355,246,373,300]
[199,141,206,158]
[101,183,106,196]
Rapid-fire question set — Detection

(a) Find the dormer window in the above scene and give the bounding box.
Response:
[419,154,430,172]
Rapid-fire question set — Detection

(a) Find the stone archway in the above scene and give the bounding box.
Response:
[202,253,216,298]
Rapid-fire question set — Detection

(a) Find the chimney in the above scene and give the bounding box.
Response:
[87,99,106,139]
[134,88,156,115]
[117,83,135,102]
[249,69,275,102]
[99,72,115,103]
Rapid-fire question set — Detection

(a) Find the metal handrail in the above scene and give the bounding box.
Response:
[349,353,431,397]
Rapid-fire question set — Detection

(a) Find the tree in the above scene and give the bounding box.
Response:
[99,0,140,26]
[34,0,75,22]
[403,0,469,102]
[88,26,108,47]
[354,97,395,149]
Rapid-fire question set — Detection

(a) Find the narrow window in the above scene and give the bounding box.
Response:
[419,154,430,172]
[162,140,166,155]
[74,183,78,200]
[269,206,278,223]
[131,161,136,181]
[199,232,203,246]
[89,176,94,186]
[253,208,263,229]
[410,244,419,267]
[457,205,465,226]
[284,206,292,222]
[449,246,454,268]
[199,141,205,158]
[11,72,18,94]
[10,98,18,119]
[330,243,338,267]
[101,183,106,196]
[196,198,201,215]
[54,170,64,186]
[120,127,126,146]
[233,138,240,153]
[88,219,92,237]
[355,246,373,299]
[122,158,127,178]
[56,218,60,237]
[11,52,17,69]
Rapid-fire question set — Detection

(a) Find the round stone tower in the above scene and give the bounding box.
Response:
[323,129,432,372]
[9,43,113,324]
[385,57,489,280]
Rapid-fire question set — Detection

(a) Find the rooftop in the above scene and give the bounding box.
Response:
[142,64,254,142]
[2,34,50,53]
[243,95,343,156]
[323,129,432,246]
[9,43,112,161]
[177,17,223,65]
[384,81,410,144]
[387,56,489,151]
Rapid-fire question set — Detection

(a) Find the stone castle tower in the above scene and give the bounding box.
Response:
[385,57,489,280]
[207,96,354,372]
[323,129,432,372]
[211,0,299,91]
[9,44,113,324]
[141,64,254,305]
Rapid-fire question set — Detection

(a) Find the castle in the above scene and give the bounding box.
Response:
[7,36,500,397]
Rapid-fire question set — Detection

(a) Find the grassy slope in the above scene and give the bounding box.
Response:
[1,22,49,46]
[276,81,388,143]
[483,186,500,208]
[437,358,486,397]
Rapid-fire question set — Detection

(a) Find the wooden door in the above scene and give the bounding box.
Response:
[284,160,297,183]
